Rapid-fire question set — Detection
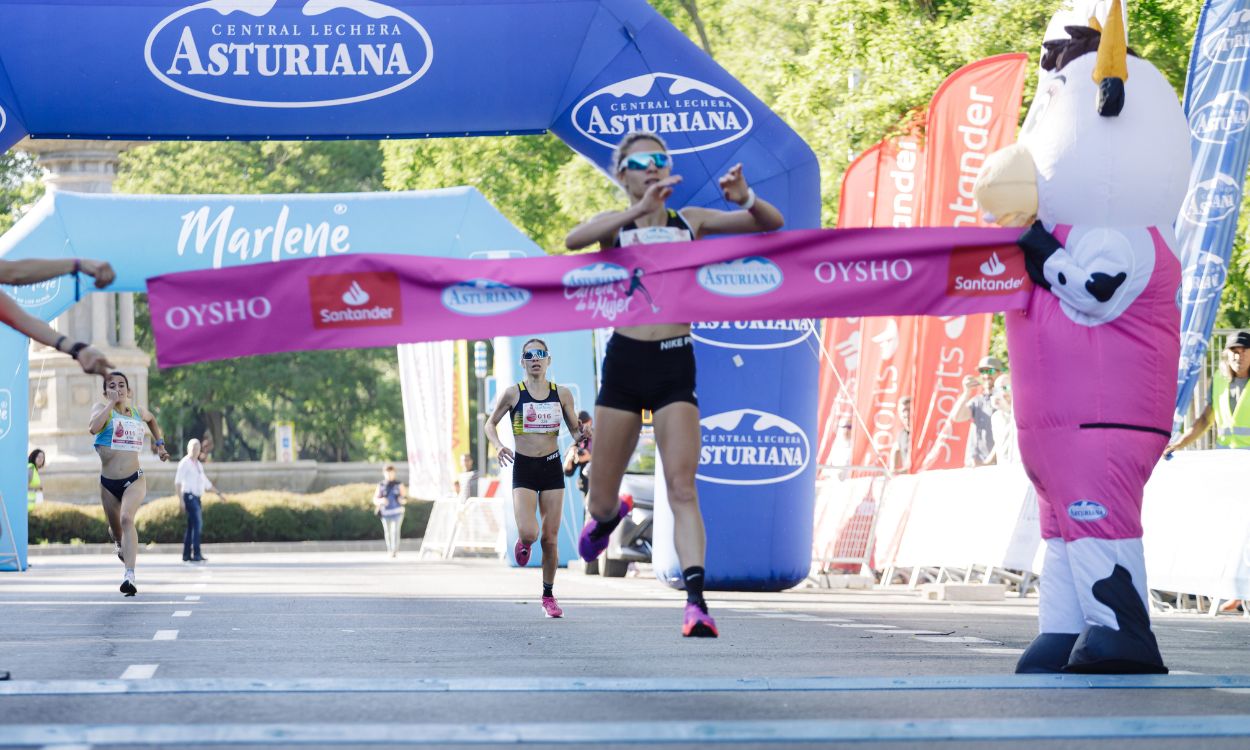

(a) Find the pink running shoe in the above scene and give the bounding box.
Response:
[514,538,533,566]
[682,603,718,638]
[541,596,564,618]
[577,502,630,562]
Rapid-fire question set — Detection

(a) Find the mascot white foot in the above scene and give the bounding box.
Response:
[974,0,1191,674]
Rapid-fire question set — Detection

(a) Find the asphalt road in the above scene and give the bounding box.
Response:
[1,550,1248,749]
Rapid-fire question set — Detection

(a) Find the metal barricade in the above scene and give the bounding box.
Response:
[810,466,889,584]
[418,497,507,560]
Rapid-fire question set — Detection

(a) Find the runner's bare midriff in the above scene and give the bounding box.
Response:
[97,445,141,480]
[616,322,691,342]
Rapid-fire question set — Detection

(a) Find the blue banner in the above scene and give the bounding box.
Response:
[1174,0,1250,426]
[0,0,819,584]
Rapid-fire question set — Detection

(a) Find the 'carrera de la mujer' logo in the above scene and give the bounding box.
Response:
[571,72,754,154]
[145,0,434,108]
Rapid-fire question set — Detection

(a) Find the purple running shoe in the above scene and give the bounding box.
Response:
[514,538,533,567]
[577,502,629,562]
[682,603,718,638]
[541,596,564,618]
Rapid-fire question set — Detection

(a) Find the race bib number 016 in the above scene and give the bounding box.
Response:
[522,402,561,433]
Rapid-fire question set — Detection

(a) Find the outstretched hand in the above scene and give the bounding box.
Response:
[78,260,116,289]
[78,346,113,376]
[718,163,750,205]
[638,175,682,214]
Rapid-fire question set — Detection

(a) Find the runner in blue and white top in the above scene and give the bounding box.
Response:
[88,371,170,597]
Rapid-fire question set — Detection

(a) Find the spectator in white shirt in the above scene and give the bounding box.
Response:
[175,438,223,563]
[989,374,1019,465]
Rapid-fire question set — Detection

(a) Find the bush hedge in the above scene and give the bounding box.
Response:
[29,484,432,545]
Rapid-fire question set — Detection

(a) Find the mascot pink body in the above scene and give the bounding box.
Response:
[979,0,1190,673]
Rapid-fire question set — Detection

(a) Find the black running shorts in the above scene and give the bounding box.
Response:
[100,470,143,502]
[512,451,565,493]
[596,332,697,414]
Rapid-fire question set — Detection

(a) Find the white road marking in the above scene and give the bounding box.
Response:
[828,623,895,629]
[967,648,1025,656]
[914,636,998,644]
[184,596,200,602]
[152,630,179,641]
[5,715,1250,745]
[119,664,159,680]
[2,674,1247,697]
[868,629,949,635]
[172,611,192,618]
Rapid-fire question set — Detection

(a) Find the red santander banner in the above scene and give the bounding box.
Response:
[851,315,918,472]
[921,53,1028,229]
[910,53,1028,471]
[818,144,882,466]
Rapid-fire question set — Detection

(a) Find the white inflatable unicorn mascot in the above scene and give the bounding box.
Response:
[974,0,1190,673]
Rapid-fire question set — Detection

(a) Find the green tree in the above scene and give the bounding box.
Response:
[117,141,406,463]
[0,150,44,235]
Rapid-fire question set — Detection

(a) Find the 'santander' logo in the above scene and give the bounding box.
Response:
[145,0,434,108]
[309,271,402,328]
[697,408,811,486]
[947,245,1027,296]
[571,72,754,154]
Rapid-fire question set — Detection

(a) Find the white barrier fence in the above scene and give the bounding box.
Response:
[815,450,1250,602]
[418,497,508,561]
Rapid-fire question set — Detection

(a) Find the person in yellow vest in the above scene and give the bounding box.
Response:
[27,449,45,511]
[1167,330,1250,454]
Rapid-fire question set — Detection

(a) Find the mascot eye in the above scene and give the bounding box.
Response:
[1023,74,1067,135]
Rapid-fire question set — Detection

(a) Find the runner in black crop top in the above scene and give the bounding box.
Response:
[484,338,589,619]
[563,131,784,639]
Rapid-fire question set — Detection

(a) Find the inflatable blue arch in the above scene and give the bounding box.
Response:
[0,0,820,587]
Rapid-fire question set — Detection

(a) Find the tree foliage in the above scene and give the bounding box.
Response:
[116,141,405,463]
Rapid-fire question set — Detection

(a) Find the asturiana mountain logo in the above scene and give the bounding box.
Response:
[697,408,810,486]
[1190,91,1250,144]
[1202,10,1250,64]
[1067,500,1108,523]
[571,72,754,154]
[691,319,815,351]
[342,280,370,306]
[442,279,531,316]
[145,0,434,108]
[1182,251,1228,307]
[1183,174,1242,226]
[561,262,631,288]
[979,252,1006,277]
[697,257,783,297]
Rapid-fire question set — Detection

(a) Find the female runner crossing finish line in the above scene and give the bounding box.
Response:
[485,338,589,618]
[565,132,784,637]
